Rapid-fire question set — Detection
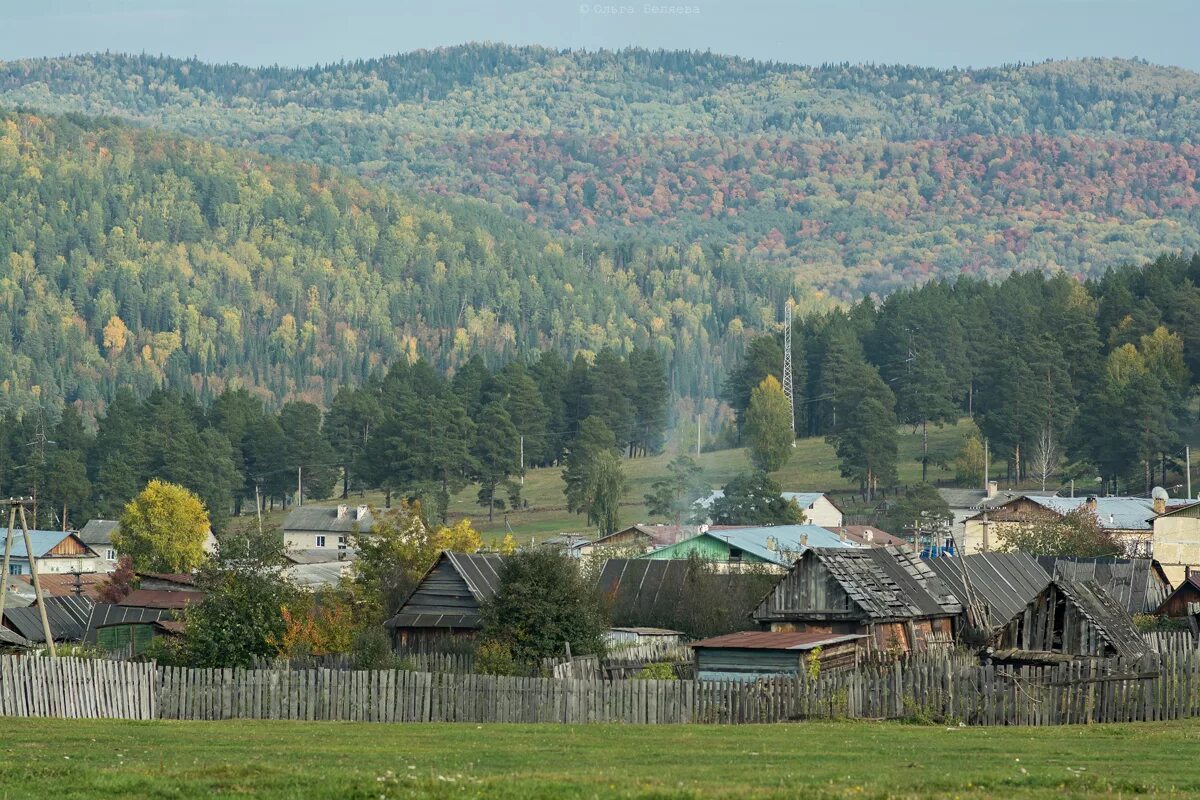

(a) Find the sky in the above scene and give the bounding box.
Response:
[0,0,1198,71]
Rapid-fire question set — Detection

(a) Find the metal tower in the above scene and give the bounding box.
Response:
[782,298,795,439]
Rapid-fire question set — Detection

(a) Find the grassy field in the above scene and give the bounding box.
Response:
[2,717,1200,798]
[319,419,984,543]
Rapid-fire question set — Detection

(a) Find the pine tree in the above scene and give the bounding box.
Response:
[472,402,520,522]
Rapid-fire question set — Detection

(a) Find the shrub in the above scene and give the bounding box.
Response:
[633,662,677,681]
[475,641,517,676]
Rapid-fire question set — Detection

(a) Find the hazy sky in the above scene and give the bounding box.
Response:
[1,0,1197,71]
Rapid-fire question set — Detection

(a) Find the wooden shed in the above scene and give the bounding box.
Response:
[383,551,505,650]
[992,578,1149,662]
[691,631,866,681]
[753,546,962,653]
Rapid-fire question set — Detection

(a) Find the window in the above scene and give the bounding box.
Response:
[315,536,326,548]
[337,536,347,550]
[106,549,116,560]
[728,547,743,563]
[8,564,21,575]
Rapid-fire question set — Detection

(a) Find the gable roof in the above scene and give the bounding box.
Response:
[802,546,963,621]
[598,558,775,632]
[648,525,857,567]
[1037,556,1171,615]
[1055,579,1149,659]
[78,519,119,546]
[1153,575,1200,615]
[0,530,97,559]
[926,552,1051,631]
[821,525,906,548]
[695,491,830,512]
[971,495,1159,530]
[383,551,506,630]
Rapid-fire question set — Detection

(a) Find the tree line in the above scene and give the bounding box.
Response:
[724,253,1200,497]
[0,347,668,532]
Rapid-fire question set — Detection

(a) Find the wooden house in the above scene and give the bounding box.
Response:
[753,546,962,653]
[691,631,866,681]
[926,551,1052,634]
[2,530,103,576]
[85,604,177,654]
[991,579,1148,662]
[383,551,505,650]
[1154,575,1200,618]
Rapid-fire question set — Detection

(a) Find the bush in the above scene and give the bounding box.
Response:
[351,626,401,670]
[633,662,677,680]
[475,640,517,676]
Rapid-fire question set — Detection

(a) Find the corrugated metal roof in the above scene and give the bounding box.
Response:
[282,505,375,534]
[928,552,1051,631]
[648,525,857,566]
[1038,556,1170,615]
[4,595,94,642]
[598,558,771,630]
[383,551,507,630]
[809,546,963,620]
[0,530,95,559]
[446,552,505,601]
[86,604,175,642]
[691,631,865,650]
[1025,496,1157,530]
[388,612,478,629]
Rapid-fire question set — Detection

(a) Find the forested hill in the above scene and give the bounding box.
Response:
[0,111,792,415]
[3,47,1200,293]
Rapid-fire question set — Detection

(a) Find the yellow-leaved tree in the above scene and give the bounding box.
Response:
[114,480,210,572]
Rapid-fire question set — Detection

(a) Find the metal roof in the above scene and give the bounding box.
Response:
[927,552,1051,631]
[0,530,96,559]
[9,572,109,601]
[85,604,175,642]
[691,631,866,651]
[383,551,507,630]
[808,546,963,620]
[78,519,119,546]
[282,505,375,534]
[1055,579,1149,659]
[1037,556,1170,615]
[3,595,94,642]
[1024,496,1157,531]
[598,558,771,630]
[648,525,857,567]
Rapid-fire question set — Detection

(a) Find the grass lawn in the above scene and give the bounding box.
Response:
[3,717,1200,798]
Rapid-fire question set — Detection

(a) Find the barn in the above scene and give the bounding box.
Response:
[753,546,962,653]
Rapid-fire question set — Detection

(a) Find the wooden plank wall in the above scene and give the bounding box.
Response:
[4,650,1200,726]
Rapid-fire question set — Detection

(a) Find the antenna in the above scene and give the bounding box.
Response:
[782,298,795,443]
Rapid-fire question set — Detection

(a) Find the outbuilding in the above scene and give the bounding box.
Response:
[691,631,866,681]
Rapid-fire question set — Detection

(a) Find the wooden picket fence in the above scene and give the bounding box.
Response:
[0,655,156,719]
[7,650,1200,725]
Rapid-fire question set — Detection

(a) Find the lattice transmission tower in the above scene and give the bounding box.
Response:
[782,298,795,442]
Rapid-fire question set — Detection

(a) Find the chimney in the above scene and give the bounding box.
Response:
[1108,513,1115,527]
[356,505,369,521]
[1153,497,1166,515]
[337,504,349,520]
[799,533,809,547]
[766,536,777,551]
[1085,496,1098,512]
[986,480,998,500]
[863,529,874,543]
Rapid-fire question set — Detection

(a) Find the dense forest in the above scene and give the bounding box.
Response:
[3,47,1199,293]
[0,111,795,414]
[723,253,1200,495]
[0,346,668,532]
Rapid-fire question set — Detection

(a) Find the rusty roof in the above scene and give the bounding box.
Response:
[690,631,866,651]
[137,572,196,586]
[10,572,109,601]
[118,589,205,610]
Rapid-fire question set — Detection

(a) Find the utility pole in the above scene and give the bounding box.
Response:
[1188,445,1193,500]
[0,499,55,655]
[255,480,264,535]
[297,465,303,507]
[519,436,524,486]
[782,298,795,444]
[696,414,701,457]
